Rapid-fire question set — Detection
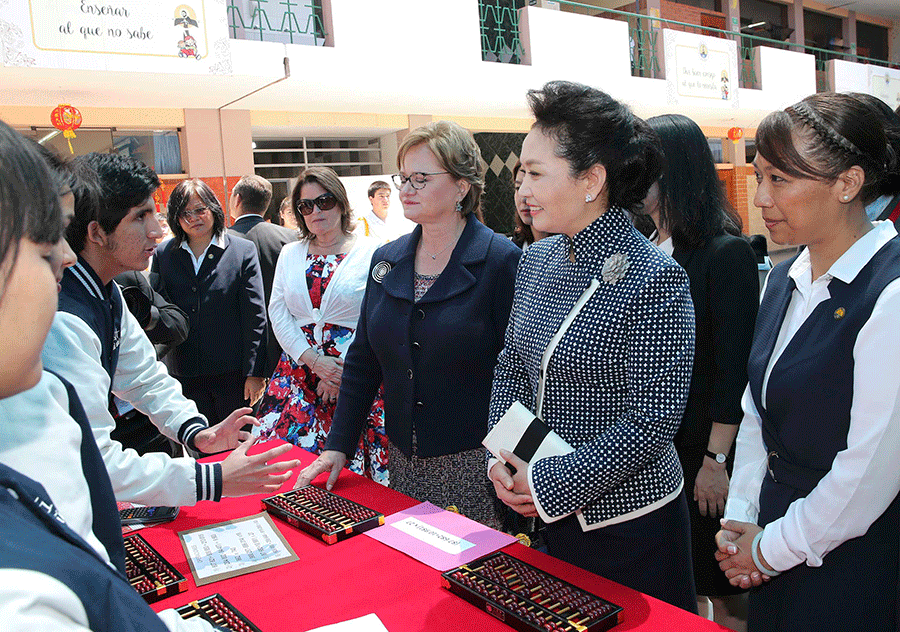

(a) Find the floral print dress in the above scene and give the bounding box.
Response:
[256,253,388,485]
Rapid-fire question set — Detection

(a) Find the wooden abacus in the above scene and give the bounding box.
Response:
[261,485,384,545]
[441,552,623,632]
[124,533,188,603]
[176,594,262,632]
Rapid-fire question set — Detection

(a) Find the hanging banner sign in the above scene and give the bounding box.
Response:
[663,28,740,108]
[1,1,230,74]
[869,65,900,110]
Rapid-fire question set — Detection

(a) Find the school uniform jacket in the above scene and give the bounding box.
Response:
[42,258,222,506]
[326,214,522,458]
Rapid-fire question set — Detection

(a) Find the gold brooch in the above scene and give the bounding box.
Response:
[444,505,459,514]
[834,307,845,320]
[515,533,532,547]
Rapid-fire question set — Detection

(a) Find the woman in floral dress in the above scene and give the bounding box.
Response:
[256,167,387,485]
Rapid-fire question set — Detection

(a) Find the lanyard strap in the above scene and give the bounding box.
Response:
[535,278,600,418]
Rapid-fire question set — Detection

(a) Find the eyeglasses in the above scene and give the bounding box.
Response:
[179,206,209,220]
[296,193,338,215]
[391,172,450,190]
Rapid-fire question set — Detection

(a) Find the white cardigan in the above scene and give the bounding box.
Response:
[269,236,379,364]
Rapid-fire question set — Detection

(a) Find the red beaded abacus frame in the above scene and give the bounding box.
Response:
[261,485,385,545]
[124,532,188,603]
[441,552,623,632]
[176,593,262,632]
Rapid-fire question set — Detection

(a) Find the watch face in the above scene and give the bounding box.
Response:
[716,453,727,464]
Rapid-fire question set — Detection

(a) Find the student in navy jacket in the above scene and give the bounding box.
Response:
[717,94,900,632]
[0,120,214,632]
[298,121,521,528]
[154,178,269,422]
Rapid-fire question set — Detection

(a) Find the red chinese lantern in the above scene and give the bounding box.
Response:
[50,104,83,154]
[727,127,744,144]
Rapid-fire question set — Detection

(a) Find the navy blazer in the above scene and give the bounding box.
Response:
[326,214,522,458]
[228,215,298,376]
[152,234,267,378]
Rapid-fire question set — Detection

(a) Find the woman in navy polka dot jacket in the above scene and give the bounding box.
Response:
[489,81,697,613]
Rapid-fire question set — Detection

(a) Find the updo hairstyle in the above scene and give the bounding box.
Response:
[526,80,663,213]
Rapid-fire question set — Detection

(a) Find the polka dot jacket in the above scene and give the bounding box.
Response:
[489,207,696,528]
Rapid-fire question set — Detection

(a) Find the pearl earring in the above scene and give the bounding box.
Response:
[843,195,849,201]
[585,194,592,203]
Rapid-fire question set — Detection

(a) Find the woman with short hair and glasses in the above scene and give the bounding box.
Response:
[297,121,521,528]
[153,178,268,424]
[255,167,388,484]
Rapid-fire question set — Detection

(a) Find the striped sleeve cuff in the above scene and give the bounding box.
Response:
[178,417,208,452]
[195,462,223,502]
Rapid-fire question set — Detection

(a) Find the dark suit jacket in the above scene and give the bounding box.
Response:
[152,234,268,379]
[672,232,759,452]
[113,270,189,360]
[326,214,522,458]
[228,215,298,376]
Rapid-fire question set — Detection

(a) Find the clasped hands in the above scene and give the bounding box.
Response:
[489,450,538,518]
[715,519,775,589]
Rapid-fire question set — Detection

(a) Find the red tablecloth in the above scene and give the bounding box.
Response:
[145,442,727,632]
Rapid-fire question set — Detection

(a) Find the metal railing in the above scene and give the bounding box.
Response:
[226,0,327,45]
[478,0,897,88]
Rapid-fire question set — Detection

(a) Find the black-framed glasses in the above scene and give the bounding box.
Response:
[391,172,450,190]
[296,193,338,215]
[179,206,209,220]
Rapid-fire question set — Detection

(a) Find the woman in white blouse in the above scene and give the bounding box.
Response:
[255,167,386,484]
[716,93,900,632]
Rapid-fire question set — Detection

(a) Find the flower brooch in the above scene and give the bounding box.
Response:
[601,253,630,285]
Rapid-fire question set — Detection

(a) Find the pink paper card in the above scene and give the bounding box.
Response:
[363,502,517,571]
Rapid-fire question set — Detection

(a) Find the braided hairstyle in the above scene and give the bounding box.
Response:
[756,92,894,205]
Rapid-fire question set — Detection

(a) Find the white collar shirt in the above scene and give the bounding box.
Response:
[179,233,225,274]
[726,221,900,572]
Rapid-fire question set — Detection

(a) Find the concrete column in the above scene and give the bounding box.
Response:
[724,0,741,40]
[842,10,856,61]
[182,108,254,213]
[891,19,900,64]
[787,0,805,53]
[723,137,746,166]
[643,0,665,79]
[380,131,400,173]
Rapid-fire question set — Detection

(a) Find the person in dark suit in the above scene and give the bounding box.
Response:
[849,94,900,229]
[227,175,298,378]
[643,114,759,629]
[153,179,268,424]
[297,121,521,528]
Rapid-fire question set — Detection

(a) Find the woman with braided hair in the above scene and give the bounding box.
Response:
[715,92,900,631]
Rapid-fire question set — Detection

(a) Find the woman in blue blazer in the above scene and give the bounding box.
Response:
[153,179,268,424]
[297,121,521,528]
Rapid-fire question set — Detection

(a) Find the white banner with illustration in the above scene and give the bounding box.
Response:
[868,65,900,111]
[0,1,231,74]
[663,28,739,108]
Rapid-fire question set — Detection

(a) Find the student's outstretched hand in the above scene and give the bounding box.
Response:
[221,439,299,497]
[193,407,259,454]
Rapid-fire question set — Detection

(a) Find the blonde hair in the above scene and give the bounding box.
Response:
[396,121,485,217]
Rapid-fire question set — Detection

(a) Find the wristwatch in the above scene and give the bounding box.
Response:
[705,450,728,464]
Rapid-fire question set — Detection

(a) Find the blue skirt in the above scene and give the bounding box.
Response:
[544,489,697,614]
